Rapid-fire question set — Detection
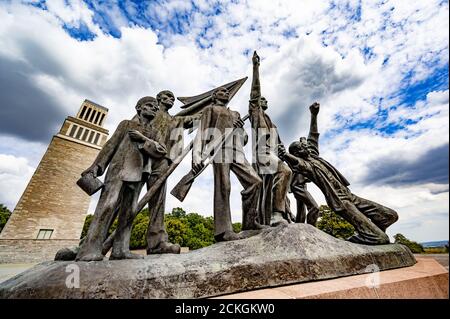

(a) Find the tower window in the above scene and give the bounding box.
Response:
[94,133,100,144]
[99,113,105,126]
[84,108,92,121]
[89,110,97,123]
[88,131,95,143]
[76,127,84,139]
[82,129,90,141]
[36,229,53,240]
[94,111,101,125]
[79,105,87,119]
[68,124,78,137]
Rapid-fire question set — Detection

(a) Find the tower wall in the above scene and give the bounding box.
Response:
[0,136,99,240]
[0,99,109,263]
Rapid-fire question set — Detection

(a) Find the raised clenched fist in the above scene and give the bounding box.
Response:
[309,102,320,115]
[252,51,260,66]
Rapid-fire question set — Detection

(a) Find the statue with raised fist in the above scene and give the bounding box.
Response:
[249,51,292,226]
[278,102,398,245]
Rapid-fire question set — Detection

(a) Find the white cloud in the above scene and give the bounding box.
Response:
[320,90,449,185]
[0,154,35,210]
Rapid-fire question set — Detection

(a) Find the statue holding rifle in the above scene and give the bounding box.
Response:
[188,86,265,241]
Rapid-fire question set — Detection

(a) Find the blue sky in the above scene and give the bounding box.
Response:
[0,0,448,242]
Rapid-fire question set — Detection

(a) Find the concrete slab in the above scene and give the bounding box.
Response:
[214,257,448,299]
[0,264,36,284]
[415,254,448,270]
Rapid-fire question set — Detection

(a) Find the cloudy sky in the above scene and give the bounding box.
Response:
[0,0,448,242]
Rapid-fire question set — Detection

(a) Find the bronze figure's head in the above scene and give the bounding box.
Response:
[157,90,175,110]
[135,96,158,119]
[212,86,230,105]
[260,96,268,110]
[289,137,310,159]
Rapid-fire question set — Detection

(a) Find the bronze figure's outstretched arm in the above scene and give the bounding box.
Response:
[307,102,320,155]
[309,102,320,136]
[250,51,261,101]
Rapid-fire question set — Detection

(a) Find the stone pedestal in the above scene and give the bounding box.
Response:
[0,224,416,299]
[216,257,448,299]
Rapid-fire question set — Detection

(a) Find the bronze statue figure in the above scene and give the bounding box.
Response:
[191,87,264,241]
[76,97,167,261]
[142,90,199,254]
[248,51,292,226]
[290,173,320,226]
[278,102,398,245]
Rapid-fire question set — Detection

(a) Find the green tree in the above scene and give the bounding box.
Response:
[81,211,148,248]
[140,208,150,217]
[165,216,191,247]
[80,214,93,238]
[232,222,242,233]
[80,214,118,239]
[80,207,245,251]
[129,212,149,249]
[185,212,206,229]
[171,207,187,218]
[316,205,355,239]
[203,216,215,233]
[185,213,215,249]
[394,233,424,253]
[0,204,12,233]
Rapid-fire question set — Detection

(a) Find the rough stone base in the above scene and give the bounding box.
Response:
[0,224,416,299]
[0,239,79,264]
[216,257,448,299]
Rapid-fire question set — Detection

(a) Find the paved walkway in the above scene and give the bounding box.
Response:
[415,254,448,270]
[216,257,448,299]
[0,263,36,284]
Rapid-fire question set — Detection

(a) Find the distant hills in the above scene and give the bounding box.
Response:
[420,240,449,248]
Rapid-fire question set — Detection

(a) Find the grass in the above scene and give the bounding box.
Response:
[422,247,449,254]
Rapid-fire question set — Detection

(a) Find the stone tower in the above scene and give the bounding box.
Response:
[0,100,109,263]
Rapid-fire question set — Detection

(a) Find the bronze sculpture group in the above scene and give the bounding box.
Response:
[73,52,399,262]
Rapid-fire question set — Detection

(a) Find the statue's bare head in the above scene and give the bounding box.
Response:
[157,90,175,111]
[289,137,310,159]
[212,87,230,106]
[260,96,268,110]
[135,96,158,119]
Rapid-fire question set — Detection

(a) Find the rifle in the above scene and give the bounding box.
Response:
[170,114,250,202]
[102,139,194,254]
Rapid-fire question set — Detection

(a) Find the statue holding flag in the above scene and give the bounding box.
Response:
[182,86,265,242]
[248,51,292,226]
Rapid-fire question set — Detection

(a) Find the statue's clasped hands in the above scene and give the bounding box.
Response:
[151,142,167,157]
[233,118,245,128]
[129,129,167,158]
[128,129,146,142]
[277,144,288,160]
